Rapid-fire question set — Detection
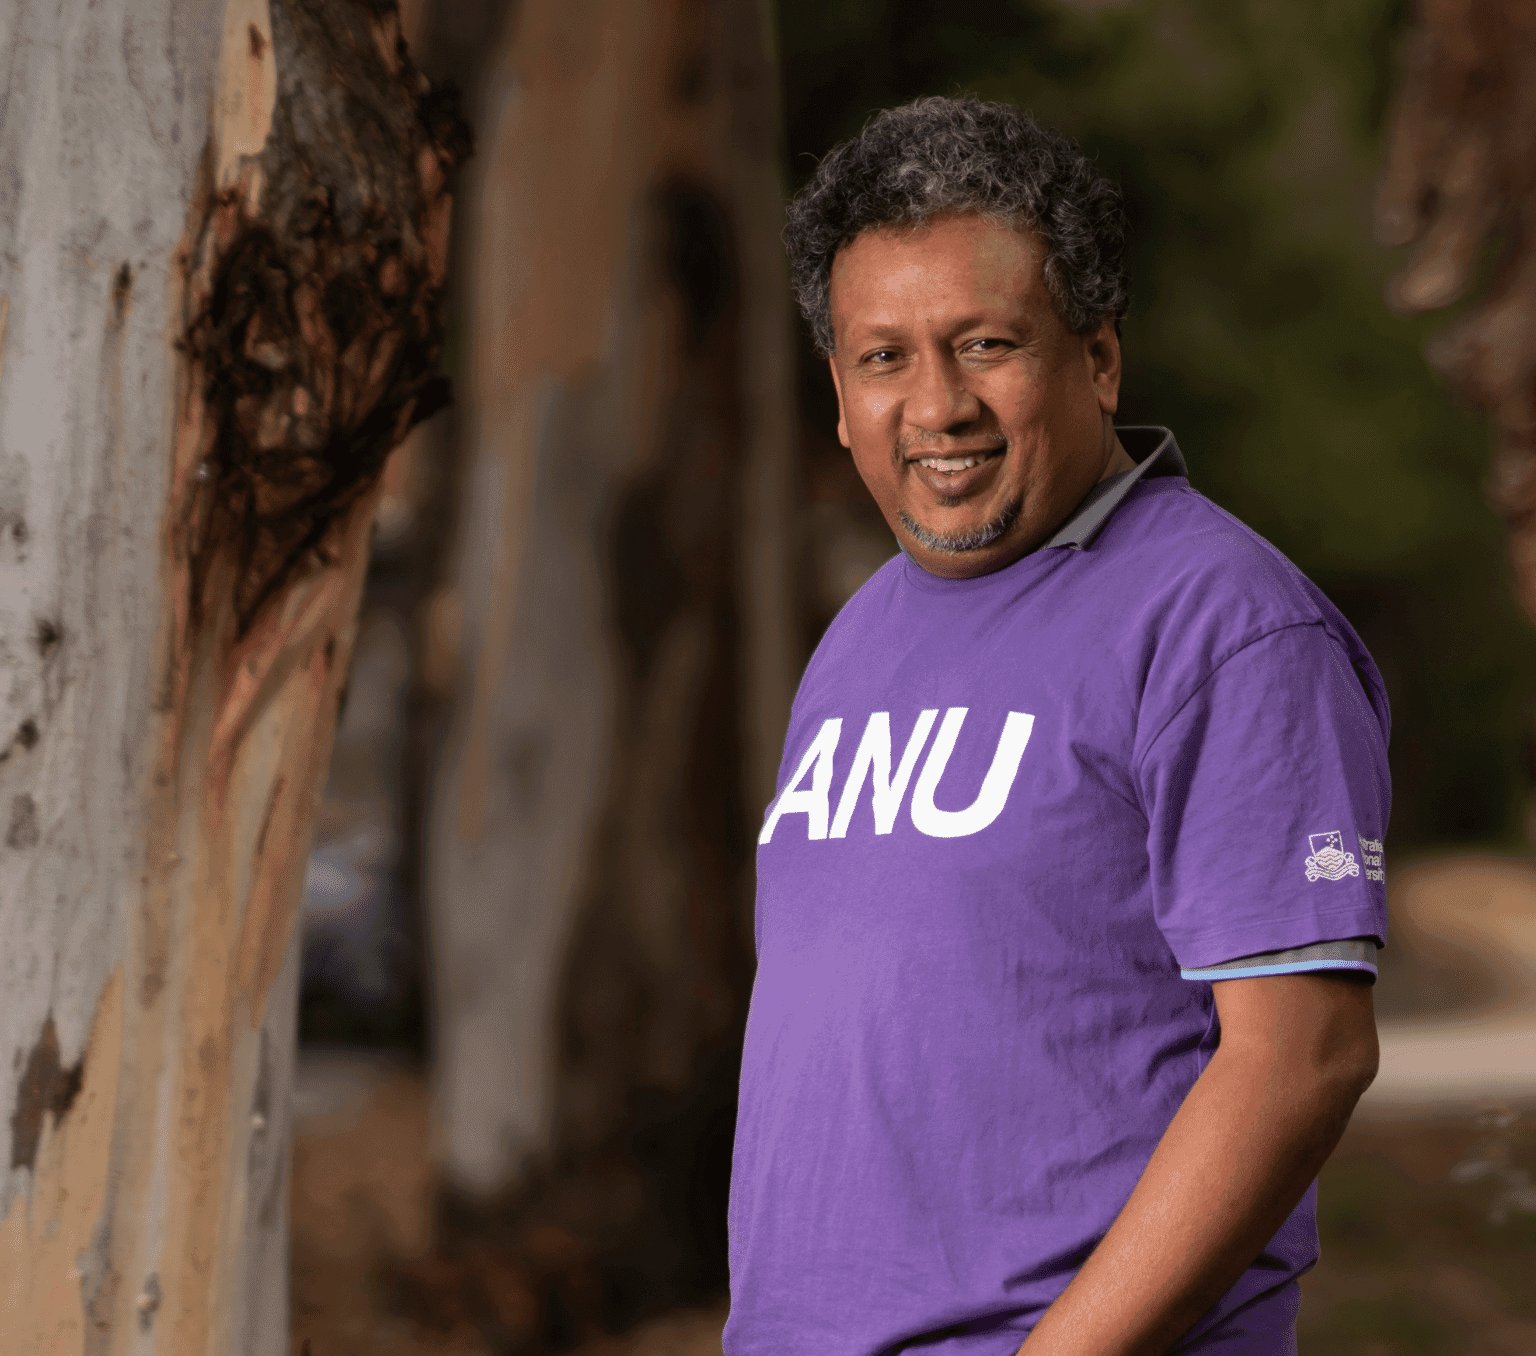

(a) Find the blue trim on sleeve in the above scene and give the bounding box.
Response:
[1180,957,1378,982]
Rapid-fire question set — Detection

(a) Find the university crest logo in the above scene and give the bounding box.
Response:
[1304,831,1360,883]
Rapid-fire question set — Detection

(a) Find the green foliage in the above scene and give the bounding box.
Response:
[779,0,1536,849]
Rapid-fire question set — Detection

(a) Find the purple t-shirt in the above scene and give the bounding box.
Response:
[726,441,1390,1355]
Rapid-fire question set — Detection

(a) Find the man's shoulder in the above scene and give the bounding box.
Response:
[1100,479,1386,729]
[802,482,1363,681]
[1102,478,1335,633]
[826,549,907,618]
[801,551,907,673]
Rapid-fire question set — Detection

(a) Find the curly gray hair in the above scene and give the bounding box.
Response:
[786,97,1128,355]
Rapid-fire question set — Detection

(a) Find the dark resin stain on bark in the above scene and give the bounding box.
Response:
[9,1015,84,1170]
[183,0,471,633]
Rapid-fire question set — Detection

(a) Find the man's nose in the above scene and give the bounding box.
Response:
[906,350,980,432]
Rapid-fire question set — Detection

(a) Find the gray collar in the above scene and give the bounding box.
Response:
[1043,426,1188,550]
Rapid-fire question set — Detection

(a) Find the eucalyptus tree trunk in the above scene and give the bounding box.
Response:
[426,0,795,1289]
[1378,0,1536,616]
[0,2,462,1350]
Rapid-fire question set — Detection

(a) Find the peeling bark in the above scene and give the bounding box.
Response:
[0,0,463,1350]
[1378,0,1536,618]
[184,0,466,635]
[426,0,795,1313]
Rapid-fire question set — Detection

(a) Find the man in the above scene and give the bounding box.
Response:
[726,98,1388,1355]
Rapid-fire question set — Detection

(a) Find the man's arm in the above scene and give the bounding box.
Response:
[1017,973,1379,1356]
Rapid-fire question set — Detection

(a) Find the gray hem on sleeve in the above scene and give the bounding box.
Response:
[1180,937,1379,983]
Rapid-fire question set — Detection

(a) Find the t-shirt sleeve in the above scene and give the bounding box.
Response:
[1135,622,1390,971]
[1178,937,1379,982]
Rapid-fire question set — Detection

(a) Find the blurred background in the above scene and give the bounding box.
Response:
[285,1,1536,1352]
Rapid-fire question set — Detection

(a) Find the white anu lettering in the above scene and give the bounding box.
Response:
[909,708,1035,839]
[829,710,939,837]
[758,717,843,844]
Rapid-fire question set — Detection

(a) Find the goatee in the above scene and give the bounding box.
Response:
[899,497,1022,554]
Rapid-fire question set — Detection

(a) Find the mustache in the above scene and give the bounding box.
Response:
[895,431,1008,460]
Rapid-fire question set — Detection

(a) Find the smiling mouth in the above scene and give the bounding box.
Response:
[909,446,1003,474]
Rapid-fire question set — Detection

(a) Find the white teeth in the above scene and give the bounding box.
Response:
[918,454,987,471]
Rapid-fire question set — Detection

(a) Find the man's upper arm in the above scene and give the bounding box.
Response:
[1136,622,1391,975]
[1211,970,1379,1094]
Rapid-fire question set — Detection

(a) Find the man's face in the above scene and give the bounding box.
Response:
[827,213,1123,579]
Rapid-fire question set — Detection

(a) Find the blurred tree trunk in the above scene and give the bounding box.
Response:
[426,0,795,1307]
[1378,0,1536,615]
[0,1,461,1350]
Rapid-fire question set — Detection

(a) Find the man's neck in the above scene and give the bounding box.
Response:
[1098,422,1135,482]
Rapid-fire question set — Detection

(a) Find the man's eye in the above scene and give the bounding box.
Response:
[967,338,1011,354]
[865,349,900,365]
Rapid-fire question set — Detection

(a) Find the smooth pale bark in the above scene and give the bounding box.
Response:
[0,1,459,1350]
[428,0,795,1209]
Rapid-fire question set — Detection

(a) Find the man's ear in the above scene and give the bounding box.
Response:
[1086,320,1121,417]
[828,355,851,449]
